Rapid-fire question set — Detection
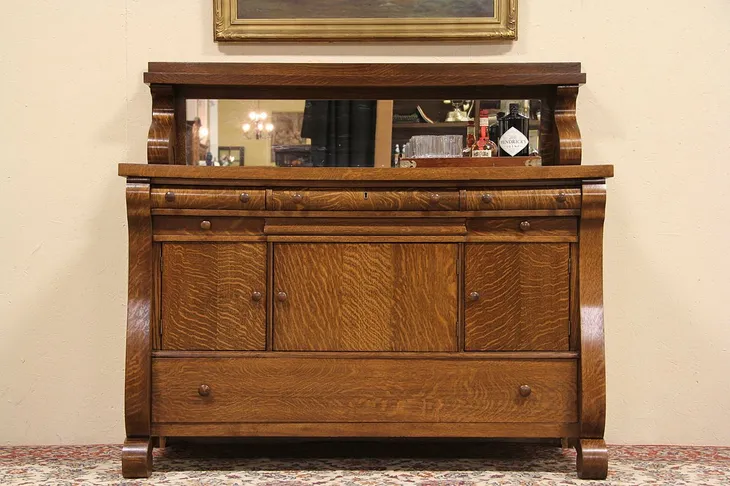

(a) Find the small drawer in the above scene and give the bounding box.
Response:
[153,216,264,240]
[465,189,581,210]
[151,188,266,210]
[468,217,578,242]
[270,190,460,211]
[152,358,578,424]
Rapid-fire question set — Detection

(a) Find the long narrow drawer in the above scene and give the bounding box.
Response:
[270,190,460,211]
[468,217,578,242]
[151,188,266,210]
[465,189,581,210]
[152,358,578,424]
[153,216,264,240]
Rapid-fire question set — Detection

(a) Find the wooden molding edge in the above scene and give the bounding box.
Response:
[147,85,175,164]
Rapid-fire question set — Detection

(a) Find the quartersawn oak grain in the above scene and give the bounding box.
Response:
[151,188,266,209]
[273,243,458,351]
[151,358,578,424]
[161,243,266,351]
[269,189,460,211]
[465,188,581,210]
[465,243,570,351]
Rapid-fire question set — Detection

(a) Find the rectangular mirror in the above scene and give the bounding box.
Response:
[186,99,542,167]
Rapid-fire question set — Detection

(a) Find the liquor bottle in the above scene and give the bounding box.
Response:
[498,103,530,157]
[490,112,504,146]
[472,125,497,158]
[463,121,476,156]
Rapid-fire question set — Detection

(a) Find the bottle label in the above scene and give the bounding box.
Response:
[499,127,529,156]
[472,149,492,158]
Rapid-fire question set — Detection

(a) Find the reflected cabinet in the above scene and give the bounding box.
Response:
[121,63,613,480]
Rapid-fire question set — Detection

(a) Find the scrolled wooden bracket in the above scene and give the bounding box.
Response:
[124,181,153,438]
[554,85,582,165]
[147,85,175,164]
[578,183,607,439]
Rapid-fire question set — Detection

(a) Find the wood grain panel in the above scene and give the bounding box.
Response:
[465,189,581,210]
[273,243,458,351]
[151,358,578,423]
[153,216,264,240]
[264,219,466,236]
[467,218,578,242]
[465,243,570,351]
[270,190,460,211]
[151,188,266,209]
[161,243,266,350]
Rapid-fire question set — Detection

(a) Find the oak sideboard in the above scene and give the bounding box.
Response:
[119,62,613,480]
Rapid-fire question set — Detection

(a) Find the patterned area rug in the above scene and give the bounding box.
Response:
[1,441,728,485]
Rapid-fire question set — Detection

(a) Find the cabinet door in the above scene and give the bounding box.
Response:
[273,243,458,351]
[161,243,266,351]
[465,243,570,351]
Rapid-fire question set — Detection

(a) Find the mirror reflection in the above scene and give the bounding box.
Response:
[186,99,542,167]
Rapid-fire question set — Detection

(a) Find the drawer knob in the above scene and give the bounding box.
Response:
[292,193,303,204]
[165,191,175,202]
[556,192,568,203]
[198,384,211,397]
[481,193,494,204]
[277,291,288,302]
[469,291,480,302]
[519,221,531,232]
[251,291,263,302]
[200,220,212,231]
[240,192,251,203]
[519,385,532,397]
[430,193,441,204]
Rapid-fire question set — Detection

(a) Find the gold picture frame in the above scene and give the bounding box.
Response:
[214,0,517,42]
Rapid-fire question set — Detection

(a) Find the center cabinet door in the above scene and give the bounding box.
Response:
[273,243,458,352]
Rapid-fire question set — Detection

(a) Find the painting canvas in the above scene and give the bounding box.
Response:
[238,0,495,19]
[214,0,517,41]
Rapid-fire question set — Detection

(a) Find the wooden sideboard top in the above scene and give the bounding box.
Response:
[119,164,613,182]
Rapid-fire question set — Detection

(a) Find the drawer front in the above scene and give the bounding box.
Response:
[465,189,581,210]
[152,188,266,210]
[153,216,265,239]
[270,190,460,211]
[468,217,577,242]
[152,358,578,424]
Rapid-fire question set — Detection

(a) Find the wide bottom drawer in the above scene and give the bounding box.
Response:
[152,357,577,424]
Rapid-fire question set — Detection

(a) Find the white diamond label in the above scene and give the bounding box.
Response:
[499,127,529,156]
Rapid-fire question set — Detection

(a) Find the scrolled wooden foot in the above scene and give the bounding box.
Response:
[122,437,153,478]
[576,438,608,480]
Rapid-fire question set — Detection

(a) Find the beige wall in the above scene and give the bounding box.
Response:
[1,0,729,446]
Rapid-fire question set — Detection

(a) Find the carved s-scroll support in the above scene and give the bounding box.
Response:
[148,85,175,164]
[124,181,153,440]
[578,183,607,438]
[554,85,582,165]
[576,183,608,479]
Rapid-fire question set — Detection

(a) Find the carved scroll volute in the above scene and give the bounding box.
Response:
[579,183,607,439]
[147,85,175,164]
[125,180,153,437]
[554,85,583,165]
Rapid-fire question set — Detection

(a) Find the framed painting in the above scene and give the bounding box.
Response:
[214,0,517,42]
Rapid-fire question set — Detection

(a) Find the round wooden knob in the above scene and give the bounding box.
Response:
[292,193,303,204]
[430,193,441,204]
[240,192,251,203]
[556,192,567,203]
[519,385,532,397]
[200,220,212,230]
[277,291,288,302]
[165,191,175,202]
[519,221,531,232]
[481,193,494,204]
[198,384,211,397]
[251,291,262,302]
[469,291,480,302]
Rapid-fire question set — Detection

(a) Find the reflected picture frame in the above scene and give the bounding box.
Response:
[214,0,517,42]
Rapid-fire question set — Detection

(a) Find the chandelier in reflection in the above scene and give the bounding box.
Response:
[242,111,274,140]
